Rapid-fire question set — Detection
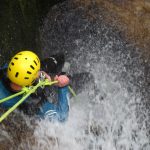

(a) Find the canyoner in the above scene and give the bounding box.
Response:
[0,79,57,122]
[0,50,76,123]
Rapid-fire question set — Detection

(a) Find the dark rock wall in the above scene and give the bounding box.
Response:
[0,0,65,65]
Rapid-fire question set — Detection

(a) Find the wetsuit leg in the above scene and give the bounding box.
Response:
[70,72,95,95]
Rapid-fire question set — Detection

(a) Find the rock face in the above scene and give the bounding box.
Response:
[0,0,64,64]
[0,0,149,63]
[74,0,150,59]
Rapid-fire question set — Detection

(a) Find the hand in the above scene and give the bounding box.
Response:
[38,71,51,82]
[54,75,69,87]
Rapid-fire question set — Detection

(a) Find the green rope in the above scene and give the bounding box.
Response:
[41,79,76,97]
[0,80,57,123]
[0,79,76,122]
[68,86,76,97]
[0,89,32,122]
[0,90,25,104]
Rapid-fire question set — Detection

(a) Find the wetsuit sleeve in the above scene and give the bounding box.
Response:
[38,86,69,122]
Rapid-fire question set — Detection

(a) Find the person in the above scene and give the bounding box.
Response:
[0,50,70,122]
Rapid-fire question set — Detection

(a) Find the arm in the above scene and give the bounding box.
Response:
[38,86,69,122]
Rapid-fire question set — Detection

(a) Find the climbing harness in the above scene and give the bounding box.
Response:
[0,78,76,123]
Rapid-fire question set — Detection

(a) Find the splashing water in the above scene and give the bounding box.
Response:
[18,1,150,150]
[20,63,149,150]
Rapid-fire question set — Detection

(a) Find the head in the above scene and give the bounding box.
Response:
[7,51,41,86]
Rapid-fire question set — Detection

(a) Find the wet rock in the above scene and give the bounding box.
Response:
[74,0,150,59]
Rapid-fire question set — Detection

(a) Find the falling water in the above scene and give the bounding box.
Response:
[11,0,150,149]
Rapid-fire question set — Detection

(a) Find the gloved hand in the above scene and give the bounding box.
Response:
[54,75,69,87]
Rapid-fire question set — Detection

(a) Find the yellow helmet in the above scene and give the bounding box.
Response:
[7,51,41,86]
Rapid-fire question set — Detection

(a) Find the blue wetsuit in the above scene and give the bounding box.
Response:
[0,70,69,122]
[38,86,69,122]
